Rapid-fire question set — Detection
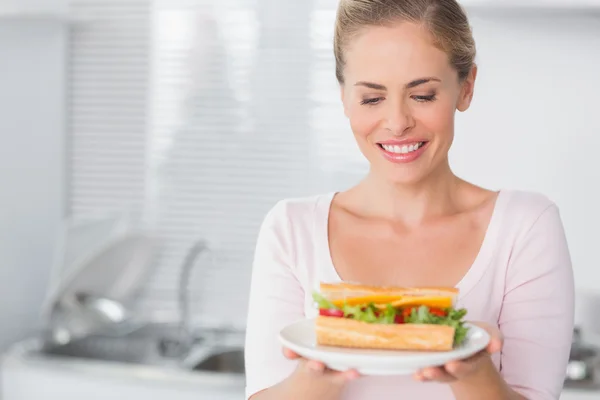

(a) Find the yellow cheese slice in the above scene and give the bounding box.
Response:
[331,294,453,309]
[330,295,404,308]
[382,296,453,309]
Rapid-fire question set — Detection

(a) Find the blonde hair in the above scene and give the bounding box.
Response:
[334,0,476,83]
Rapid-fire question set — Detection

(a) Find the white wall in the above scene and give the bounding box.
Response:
[0,19,67,350]
[0,0,66,17]
[462,0,600,9]
[451,10,600,294]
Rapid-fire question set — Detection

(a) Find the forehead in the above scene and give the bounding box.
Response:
[344,22,453,84]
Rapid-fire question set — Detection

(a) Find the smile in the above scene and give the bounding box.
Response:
[376,140,429,164]
[379,142,426,154]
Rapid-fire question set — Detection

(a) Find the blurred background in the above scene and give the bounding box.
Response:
[0,0,599,399]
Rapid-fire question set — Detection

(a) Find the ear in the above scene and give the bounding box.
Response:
[457,65,477,112]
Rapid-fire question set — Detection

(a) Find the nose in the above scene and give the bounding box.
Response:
[383,99,414,136]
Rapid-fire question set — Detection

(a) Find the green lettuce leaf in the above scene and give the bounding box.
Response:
[312,292,338,310]
[340,303,397,324]
[405,305,469,346]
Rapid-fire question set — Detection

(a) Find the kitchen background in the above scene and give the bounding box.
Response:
[0,0,599,399]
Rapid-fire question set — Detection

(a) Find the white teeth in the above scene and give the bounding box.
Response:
[381,142,423,154]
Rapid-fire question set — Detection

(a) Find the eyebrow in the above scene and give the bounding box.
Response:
[354,77,441,91]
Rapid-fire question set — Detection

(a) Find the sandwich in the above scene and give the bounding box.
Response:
[312,282,469,351]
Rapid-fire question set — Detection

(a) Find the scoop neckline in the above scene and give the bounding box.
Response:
[315,189,509,299]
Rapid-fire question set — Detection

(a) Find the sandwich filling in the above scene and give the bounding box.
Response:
[313,292,469,346]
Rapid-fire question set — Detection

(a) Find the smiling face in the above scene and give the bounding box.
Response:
[341,22,477,185]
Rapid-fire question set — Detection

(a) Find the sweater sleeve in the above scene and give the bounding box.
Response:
[244,201,306,399]
[498,204,574,399]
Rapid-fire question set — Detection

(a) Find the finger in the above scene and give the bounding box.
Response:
[413,370,428,382]
[330,368,360,384]
[305,359,326,373]
[456,350,487,365]
[282,347,302,360]
[486,336,503,354]
[471,322,504,354]
[444,352,486,377]
[445,361,474,378]
[420,367,456,383]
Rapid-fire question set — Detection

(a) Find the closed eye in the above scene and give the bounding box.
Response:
[412,94,436,103]
[360,97,384,106]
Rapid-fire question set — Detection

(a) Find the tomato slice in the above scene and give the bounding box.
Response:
[402,306,447,319]
[319,308,344,317]
[394,315,404,324]
[429,307,447,317]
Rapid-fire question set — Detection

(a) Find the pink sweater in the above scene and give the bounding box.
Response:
[244,190,574,400]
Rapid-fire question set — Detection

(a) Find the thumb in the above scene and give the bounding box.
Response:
[282,347,302,360]
[472,321,503,354]
[330,368,361,385]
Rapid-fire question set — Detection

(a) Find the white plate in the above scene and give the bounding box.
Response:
[278,318,490,376]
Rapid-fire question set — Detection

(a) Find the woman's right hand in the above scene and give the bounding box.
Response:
[276,347,360,400]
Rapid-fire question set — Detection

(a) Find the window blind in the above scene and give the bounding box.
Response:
[68,0,368,331]
[68,0,151,218]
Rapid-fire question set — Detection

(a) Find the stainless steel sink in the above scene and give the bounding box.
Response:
[43,335,160,365]
[40,324,197,367]
[192,349,244,374]
[4,326,248,400]
[38,323,245,376]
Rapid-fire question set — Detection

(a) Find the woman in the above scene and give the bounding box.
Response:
[244,0,574,399]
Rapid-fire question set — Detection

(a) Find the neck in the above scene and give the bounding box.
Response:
[355,159,462,225]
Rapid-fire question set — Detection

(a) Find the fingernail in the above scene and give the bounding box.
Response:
[348,370,360,380]
[446,364,457,375]
[308,362,324,372]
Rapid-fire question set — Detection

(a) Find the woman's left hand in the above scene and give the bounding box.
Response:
[413,322,503,383]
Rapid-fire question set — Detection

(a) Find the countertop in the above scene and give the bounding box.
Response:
[3,336,599,400]
[1,334,246,400]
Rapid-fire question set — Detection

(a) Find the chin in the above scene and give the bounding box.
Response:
[366,143,450,186]
[372,164,431,186]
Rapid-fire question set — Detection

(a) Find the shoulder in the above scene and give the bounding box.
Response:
[500,189,561,232]
[254,193,333,270]
[496,189,569,261]
[502,189,556,213]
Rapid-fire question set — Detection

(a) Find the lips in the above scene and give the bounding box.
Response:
[378,141,426,155]
[376,140,429,164]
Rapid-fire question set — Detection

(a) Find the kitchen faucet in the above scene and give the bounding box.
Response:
[159,239,210,358]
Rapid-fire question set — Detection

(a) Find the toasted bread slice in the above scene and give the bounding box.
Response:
[315,316,455,351]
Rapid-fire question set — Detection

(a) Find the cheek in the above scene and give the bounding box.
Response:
[347,105,381,141]
[414,100,456,138]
